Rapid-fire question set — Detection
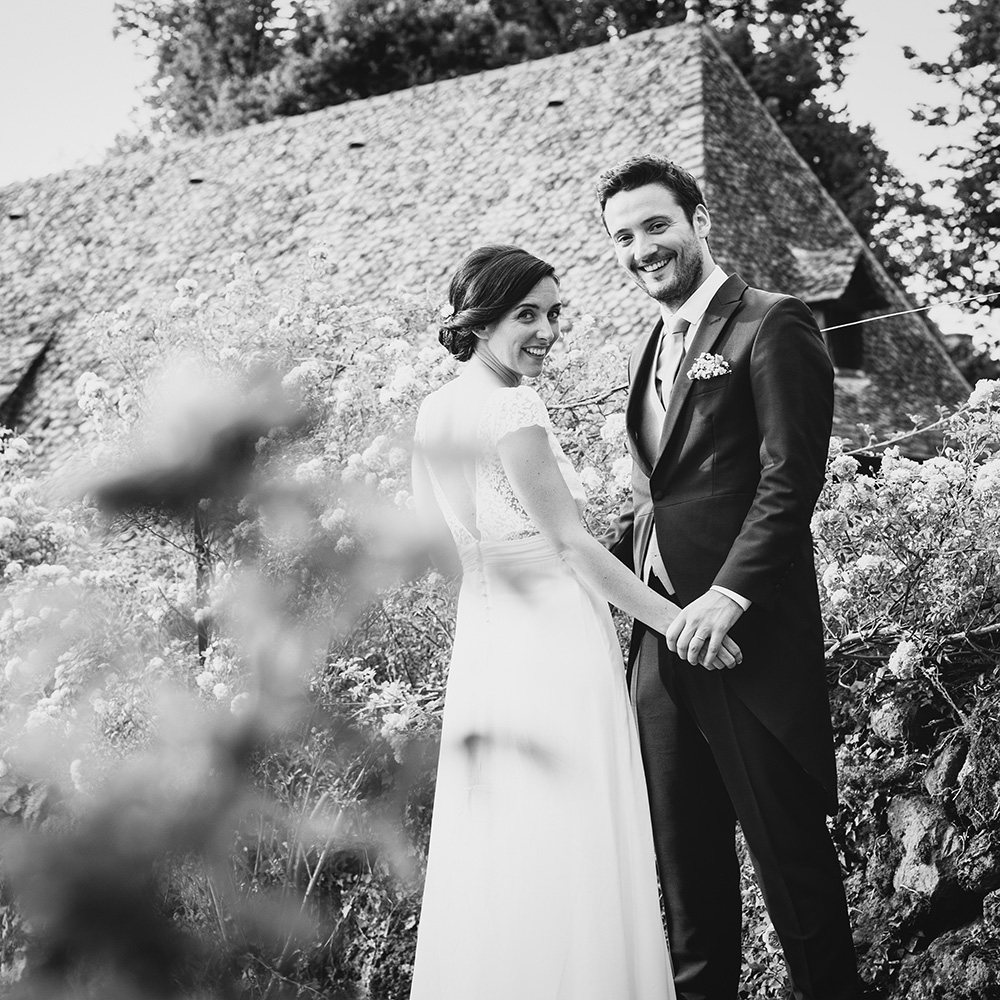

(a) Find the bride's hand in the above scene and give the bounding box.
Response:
[702,635,742,671]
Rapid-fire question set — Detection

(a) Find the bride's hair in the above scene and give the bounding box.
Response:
[439,244,557,362]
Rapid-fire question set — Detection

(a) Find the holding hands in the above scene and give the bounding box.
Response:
[665,590,744,670]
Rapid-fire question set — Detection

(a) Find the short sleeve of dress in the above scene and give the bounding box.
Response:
[480,386,550,446]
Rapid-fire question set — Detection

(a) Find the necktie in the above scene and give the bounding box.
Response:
[655,317,691,406]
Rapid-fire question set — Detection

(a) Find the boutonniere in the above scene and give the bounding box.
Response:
[687,353,731,380]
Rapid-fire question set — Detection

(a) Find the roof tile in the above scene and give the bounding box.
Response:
[0,23,969,463]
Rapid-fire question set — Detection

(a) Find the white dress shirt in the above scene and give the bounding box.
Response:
[642,266,752,613]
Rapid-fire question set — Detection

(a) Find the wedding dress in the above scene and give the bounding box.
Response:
[409,384,673,1000]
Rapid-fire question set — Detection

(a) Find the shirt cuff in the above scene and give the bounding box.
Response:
[711,585,751,612]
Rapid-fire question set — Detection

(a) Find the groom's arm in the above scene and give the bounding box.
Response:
[713,296,833,603]
[668,296,833,667]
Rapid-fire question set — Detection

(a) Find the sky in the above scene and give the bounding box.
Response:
[836,0,963,188]
[0,0,152,185]
[0,0,985,337]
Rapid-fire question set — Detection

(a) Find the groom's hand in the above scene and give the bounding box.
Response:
[666,591,745,670]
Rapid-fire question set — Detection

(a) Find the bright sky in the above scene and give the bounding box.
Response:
[835,0,965,191]
[0,0,151,184]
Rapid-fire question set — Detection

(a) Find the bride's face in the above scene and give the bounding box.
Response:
[480,276,562,378]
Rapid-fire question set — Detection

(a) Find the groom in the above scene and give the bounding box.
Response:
[598,155,861,1000]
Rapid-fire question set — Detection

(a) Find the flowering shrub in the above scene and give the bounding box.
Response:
[3,247,998,998]
[0,251,639,995]
[812,382,1000,998]
[816,389,1000,643]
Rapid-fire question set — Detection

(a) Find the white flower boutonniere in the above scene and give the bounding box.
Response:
[687,353,731,380]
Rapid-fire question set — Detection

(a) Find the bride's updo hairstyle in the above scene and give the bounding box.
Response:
[439,244,557,362]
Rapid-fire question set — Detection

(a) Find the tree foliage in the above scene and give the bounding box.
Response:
[865,0,1000,379]
[114,0,287,134]
[897,0,1000,305]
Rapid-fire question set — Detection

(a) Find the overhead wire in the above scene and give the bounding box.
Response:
[820,289,1000,332]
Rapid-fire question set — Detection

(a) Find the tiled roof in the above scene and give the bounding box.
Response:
[0,22,969,465]
[787,246,860,302]
[1,335,48,400]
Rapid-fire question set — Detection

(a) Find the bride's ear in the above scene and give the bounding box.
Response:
[472,325,490,341]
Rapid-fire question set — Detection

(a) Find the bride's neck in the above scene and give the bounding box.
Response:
[472,343,522,387]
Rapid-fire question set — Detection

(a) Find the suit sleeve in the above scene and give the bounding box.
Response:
[712,296,833,609]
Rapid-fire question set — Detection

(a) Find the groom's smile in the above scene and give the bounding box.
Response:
[638,254,675,273]
[602,183,714,312]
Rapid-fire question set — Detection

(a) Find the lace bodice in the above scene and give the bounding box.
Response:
[415,385,587,547]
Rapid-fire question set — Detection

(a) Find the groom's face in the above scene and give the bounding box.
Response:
[603,183,712,310]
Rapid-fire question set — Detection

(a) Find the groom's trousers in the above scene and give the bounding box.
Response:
[631,618,862,1000]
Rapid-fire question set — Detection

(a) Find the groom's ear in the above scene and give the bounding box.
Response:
[693,205,711,239]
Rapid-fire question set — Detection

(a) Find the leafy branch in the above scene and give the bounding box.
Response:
[548,381,628,411]
[842,407,965,458]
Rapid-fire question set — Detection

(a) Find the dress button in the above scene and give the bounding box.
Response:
[652,490,663,501]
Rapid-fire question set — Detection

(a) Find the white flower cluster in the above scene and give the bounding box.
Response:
[170,276,208,314]
[0,434,30,471]
[968,379,1000,410]
[578,467,602,493]
[76,371,113,418]
[282,359,326,395]
[886,638,921,680]
[343,435,409,493]
[194,642,243,709]
[599,413,626,445]
[828,453,860,480]
[335,658,440,764]
[373,316,404,335]
[294,457,326,484]
[973,457,1000,497]
[686,352,731,380]
[611,456,632,491]
[379,363,417,404]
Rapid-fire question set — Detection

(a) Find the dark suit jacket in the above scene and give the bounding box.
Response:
[606,273,838,811]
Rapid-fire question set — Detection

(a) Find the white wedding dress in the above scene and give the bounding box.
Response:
[409,384,673,1000]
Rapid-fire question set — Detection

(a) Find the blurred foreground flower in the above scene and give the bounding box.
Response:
[88,359,304,517]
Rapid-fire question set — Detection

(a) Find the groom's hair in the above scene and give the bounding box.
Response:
[596,155,707,225]
[439,245,557,362]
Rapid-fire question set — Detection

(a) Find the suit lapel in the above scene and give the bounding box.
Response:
[656,274,747,460]
[625,318,663,476]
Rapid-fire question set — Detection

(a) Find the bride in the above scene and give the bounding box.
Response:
[409,245,740,999]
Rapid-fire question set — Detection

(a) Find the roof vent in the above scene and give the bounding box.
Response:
[189,175,205,185]
[8,206,27,220]
[547,97,565,108]
[348,139,366,149]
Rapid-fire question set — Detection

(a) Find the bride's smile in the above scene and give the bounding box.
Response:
[475,275,562,378]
